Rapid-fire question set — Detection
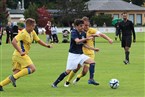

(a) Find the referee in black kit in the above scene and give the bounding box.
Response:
[119,12,136,64]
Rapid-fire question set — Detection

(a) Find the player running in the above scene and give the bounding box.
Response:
[64,17,113,87]
[0,18,52,91]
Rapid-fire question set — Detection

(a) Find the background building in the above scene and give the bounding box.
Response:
[87,0,145,25]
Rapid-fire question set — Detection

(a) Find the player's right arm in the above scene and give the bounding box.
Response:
[75,36,93,44]
[99,33,113,44]
[12,38,25,56]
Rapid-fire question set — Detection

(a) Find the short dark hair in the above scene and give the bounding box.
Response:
[74,19,84,26]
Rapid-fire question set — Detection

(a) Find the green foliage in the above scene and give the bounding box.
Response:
[23,3,38,23]
[0,13,8,26]
[55,0,89,26]
[6,0,18,9]
[91,14,112,27]
[0,1,8,26]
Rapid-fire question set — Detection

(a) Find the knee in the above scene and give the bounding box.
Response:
[73,69,79,73]
[82,72,87,76]
[28,64,36,73]
[31,67,36,73]
[66,70,71,75]
[90,61,95,64]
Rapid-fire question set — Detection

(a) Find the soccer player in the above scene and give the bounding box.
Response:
[119,12,136,64]
[64,17,113,87]
[0,18,52,91]
[51,19,99,88]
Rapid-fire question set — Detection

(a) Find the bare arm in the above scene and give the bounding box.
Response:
[12,38,25,56]
[37,40,52,48]
[99,33,113,44]
[75,36,93,44]
[83,44,99,52]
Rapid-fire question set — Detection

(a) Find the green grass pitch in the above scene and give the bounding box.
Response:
[0,32,144,97]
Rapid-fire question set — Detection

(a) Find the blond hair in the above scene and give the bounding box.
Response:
[82,16,89,21]
[25,18,36,25]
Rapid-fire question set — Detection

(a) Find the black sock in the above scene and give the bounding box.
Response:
[125,51,130,62]
[53,71,68,86]
[89,63,95,79]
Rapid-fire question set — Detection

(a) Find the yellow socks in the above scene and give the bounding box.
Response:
[0,77,11,87]
[77,73,83,79]
[13,68,31,79]
[0,68,32,87]
[66,71,75,82]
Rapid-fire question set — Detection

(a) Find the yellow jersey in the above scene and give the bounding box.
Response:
[13,29,40,56]
[83,28,99,55]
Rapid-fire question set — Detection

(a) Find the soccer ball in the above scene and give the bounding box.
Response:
[109,79,119,89]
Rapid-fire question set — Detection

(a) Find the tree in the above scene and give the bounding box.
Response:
[6,0,18,9]
[37,6,52,27]
[23,3,38,22]
[55,0,89,26]
[0,0,8,26]
[90,14,112,27]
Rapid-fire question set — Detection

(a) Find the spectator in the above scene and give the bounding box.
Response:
[45,21,52,44]
[51,24,59,43]
[0,23,3,45]
[62,29,70,43]
[6,22,12,44]
[12,22,18,39]
[70,23,74,32]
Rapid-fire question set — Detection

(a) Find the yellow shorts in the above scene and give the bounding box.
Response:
[85,54,95,67]
[12,55,33,70]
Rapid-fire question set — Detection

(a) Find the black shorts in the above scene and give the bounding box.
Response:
[121,36,132,48]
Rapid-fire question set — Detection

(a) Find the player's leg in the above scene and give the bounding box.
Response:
[52,53,81,88]
[124,47,130,64]
[64,65,81,87]
[52,70,70,88]
[9,55,35,87]
[0,77,11,91]
[13,64,35,79]
[0,69,20,91]
[9,64,35,87]
[73,65,89,84]
[123,36,131,64]
[84,58,99,85]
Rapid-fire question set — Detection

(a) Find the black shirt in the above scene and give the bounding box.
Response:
[119,20,136,40]
[69,29,86,54]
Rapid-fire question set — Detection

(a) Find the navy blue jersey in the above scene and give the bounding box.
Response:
[69,29,86,54]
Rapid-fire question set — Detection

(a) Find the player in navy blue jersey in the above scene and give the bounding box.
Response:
[51,19,98,88]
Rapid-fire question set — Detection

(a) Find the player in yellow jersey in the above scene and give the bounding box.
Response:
[0,18,52,91]
[64,17,113,87]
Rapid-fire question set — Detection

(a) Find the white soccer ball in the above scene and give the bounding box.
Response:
[109,79,119,89]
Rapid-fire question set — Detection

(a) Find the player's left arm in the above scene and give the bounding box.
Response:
[131,22,136,42]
